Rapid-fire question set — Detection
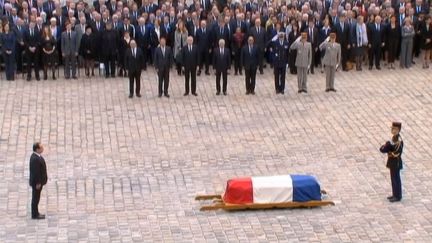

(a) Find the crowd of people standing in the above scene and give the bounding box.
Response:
[0,0,431,96]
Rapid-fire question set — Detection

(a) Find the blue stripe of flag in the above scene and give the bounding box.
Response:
[291,174,322,202]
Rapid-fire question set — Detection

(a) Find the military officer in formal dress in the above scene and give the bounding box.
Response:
[290,32,312,93]
[272,32,289,94]
[380,122,404,202]
[319,32,341,92]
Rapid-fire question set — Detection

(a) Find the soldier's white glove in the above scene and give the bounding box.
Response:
[326,36,331,42]
[335,64,339,70]
[296,36,302,42]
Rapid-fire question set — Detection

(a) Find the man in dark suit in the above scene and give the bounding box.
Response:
[125,40,143,98]
[212,39,231,95]
[213,20,230,50]
[306,19,319,74]
[136,17,151,70]
[272,32,289,94]
[153,37,173,98]
[367,15,385,70]
[181,36,199,96]
[195,20,211,75]
[248,18,266,74]
[101,22,119,78]
[29,142,47,220]
[380,122,404,202]
[24,21,41,81]
[241,36,258,95]
[14,19,26,74]
[335,13,350,71]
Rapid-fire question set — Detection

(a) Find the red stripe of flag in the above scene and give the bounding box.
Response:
[223,177,253,204]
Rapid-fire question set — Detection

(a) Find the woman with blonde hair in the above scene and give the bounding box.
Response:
[400,17,415,69]
[174,19,188,75]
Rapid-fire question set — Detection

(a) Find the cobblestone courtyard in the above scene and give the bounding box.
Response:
[0,64,432,242]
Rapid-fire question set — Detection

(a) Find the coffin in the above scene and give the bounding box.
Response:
[222,175,322,204]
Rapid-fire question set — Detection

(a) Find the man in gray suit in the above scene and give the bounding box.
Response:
[61,21,79,79]
[290,32,312,93]
[319,32,341,92]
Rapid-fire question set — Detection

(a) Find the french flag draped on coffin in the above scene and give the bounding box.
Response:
[222,175,322,204]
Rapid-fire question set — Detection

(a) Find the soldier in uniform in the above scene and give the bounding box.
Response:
[272,32,289,94]
[290,32,312,93]
[319,32,341,92]
[380,122,404,202]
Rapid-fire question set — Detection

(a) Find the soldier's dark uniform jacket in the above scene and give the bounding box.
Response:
[380,135,404,170]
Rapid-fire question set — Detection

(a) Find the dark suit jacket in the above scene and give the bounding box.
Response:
[335,22,350,47]
[319,27,332,44]
[248,26,266,48]
[368,23,386,47]
[100,29,118,56]
[125,48,144,72]
[241,45,258,69]
[153,46,173,70]
[181,45,199,69]
[306,27,319,48]
[29,153,48,187]
[212,47,231,72]
[135,25,152,49]
[380,138,404,170]
[272,40,289,67]
[195,28,211,52]
[24,28,41,51]
[212,26,230,48]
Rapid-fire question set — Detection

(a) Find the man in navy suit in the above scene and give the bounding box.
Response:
[196,20,211,75]
[241,36,258,95]
[125,40,144,98]
[272,32,289,94]
[29,142,48,219]
[307,19,319,74]
[182,36,200,96]
[335,13,350,71]
[24,21,41,81]
[213,39,231,95]
[367,15,385,70]
[154,37,173,98]
[136,17,151,70]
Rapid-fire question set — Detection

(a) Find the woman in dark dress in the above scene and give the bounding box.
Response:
[288,21,300,74]
[118,30,132,77]
[79,26,96,77]
[0,22,17,81]
[231,27,245,75]
[386,15,400,70]
[421,16,432,69]
[41,25,57,80]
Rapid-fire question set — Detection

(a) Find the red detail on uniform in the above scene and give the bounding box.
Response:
[223,177,253,204]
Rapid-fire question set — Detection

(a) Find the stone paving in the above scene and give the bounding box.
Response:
[0,62,432,242]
